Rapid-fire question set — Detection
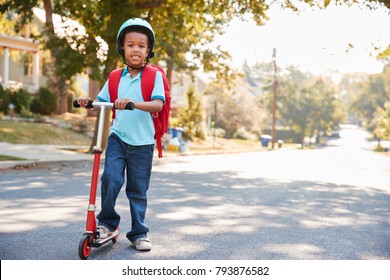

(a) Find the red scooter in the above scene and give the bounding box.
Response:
[73,100,132,260]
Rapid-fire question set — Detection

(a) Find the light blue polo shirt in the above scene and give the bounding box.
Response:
[97,67,165,146]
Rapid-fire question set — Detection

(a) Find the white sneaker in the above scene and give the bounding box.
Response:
[97,225,114,239]
[132,238,152,251]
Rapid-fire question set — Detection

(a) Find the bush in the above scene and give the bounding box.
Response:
[19,106,44,122]
[0,86,31,114]
[11,88,31,113]
[30,87,57,115]
[0,86,11,113]
[233,127,257,141]
[208,127,226,138]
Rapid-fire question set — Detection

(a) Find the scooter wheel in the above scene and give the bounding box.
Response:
[78,235,92,260]
[112,234,119,243]
[111,228,119,243]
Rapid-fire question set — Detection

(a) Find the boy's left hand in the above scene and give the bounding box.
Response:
[115,98,132,110]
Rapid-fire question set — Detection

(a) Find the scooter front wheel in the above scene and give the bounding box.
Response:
[78,234,92,260]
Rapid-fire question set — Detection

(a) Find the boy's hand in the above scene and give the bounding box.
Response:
[115,98,132,110]
[76,97,91,108]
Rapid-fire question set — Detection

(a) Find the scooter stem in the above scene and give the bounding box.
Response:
[95,105,106,151]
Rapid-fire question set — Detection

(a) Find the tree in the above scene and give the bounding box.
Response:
[348,65,390,129]
[177,86,205,140]
[0,0,88,113]
[3,0,388,147]
[277,77,311,147]
[0,11,17,35]
[30,0,287,149]
[373,101,390,146]
[307,78,346,142]
[276,68,345,147]
[3,0,342,87]
[204,80,262,139]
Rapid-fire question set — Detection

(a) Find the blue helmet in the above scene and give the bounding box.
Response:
[116,18,155,59]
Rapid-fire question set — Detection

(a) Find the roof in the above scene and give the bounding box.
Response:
[0,33,39,52]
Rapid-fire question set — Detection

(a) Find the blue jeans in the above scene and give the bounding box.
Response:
[97,133,154,242]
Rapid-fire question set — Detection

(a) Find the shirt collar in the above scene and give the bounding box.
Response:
[122,67,129,77]
[122,67,142,78]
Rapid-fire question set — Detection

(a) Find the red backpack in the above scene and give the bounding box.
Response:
[108,64,171,158]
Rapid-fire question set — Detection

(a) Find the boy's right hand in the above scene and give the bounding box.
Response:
[75,97,91,108]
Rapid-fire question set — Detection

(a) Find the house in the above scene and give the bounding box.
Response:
[0,7,90,94]
[0,33,40,92]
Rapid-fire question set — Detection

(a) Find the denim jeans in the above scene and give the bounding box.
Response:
[97,133,154,242]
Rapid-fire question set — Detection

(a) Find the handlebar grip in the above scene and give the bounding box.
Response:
[73,100,80,108]
[112,102,134,110]
[73,100,94,108]
[124,102,135,110]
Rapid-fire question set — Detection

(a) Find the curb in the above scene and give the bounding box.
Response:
[0,148,265,171]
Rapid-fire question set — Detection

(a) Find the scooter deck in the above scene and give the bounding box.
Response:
[91,231,120,248]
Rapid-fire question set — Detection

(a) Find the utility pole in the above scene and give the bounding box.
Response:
[213,101,217,149]
[271,48,277,149]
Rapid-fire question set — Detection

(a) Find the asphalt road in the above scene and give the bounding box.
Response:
[0,124,389,260]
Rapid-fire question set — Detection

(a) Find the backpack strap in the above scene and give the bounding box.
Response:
[141,65,164,157]
[108,68,124,120]
[141,65,157,102]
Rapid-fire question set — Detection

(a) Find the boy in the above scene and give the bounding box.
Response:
[76,18,164,251]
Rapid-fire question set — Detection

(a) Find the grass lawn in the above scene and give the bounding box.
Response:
[0,117,93,161]
[0,154,26,161]
[0,119,91,145]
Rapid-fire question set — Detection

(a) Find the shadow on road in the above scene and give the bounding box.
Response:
[146,170,390,260]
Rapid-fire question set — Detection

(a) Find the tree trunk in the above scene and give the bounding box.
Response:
[87,68,99,117]
[43,0,70,114]
[299,131,305,149]
[43,0,60,112]
[58,76,67,113]
[166,59,173,90]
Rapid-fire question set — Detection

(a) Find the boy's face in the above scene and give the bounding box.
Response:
[123,31,149,68]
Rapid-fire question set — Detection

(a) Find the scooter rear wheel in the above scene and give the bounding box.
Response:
[78,234,92,260]
[112,234,119,243]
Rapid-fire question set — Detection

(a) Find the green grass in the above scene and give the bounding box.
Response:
[0,154,26,161]
[0,119,91,145]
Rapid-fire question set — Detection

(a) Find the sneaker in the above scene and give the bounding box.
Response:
[132,238,152,251]
[97,225,114,240]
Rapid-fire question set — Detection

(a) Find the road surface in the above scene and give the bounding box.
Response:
[0,124,389,260]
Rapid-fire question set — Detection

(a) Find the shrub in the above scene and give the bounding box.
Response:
[0,86,31,114]
[11,88,31,113]
[233,127,257,141]
[30,87,57,115]
[0,86,11,113]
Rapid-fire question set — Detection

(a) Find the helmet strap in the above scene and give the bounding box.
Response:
[124,61,148,71]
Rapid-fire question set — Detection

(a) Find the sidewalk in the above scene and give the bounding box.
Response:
[0,142,92,170]
[0,141,264,170]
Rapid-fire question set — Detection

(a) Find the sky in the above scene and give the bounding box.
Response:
[214,3,390,78]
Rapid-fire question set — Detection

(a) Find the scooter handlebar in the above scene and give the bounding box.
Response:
[73,99,94,108]
[73,100,134,110]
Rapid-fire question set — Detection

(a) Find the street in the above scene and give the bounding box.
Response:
[0,124,389,260]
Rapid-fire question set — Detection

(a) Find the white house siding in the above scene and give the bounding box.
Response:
[0,34,40,92]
